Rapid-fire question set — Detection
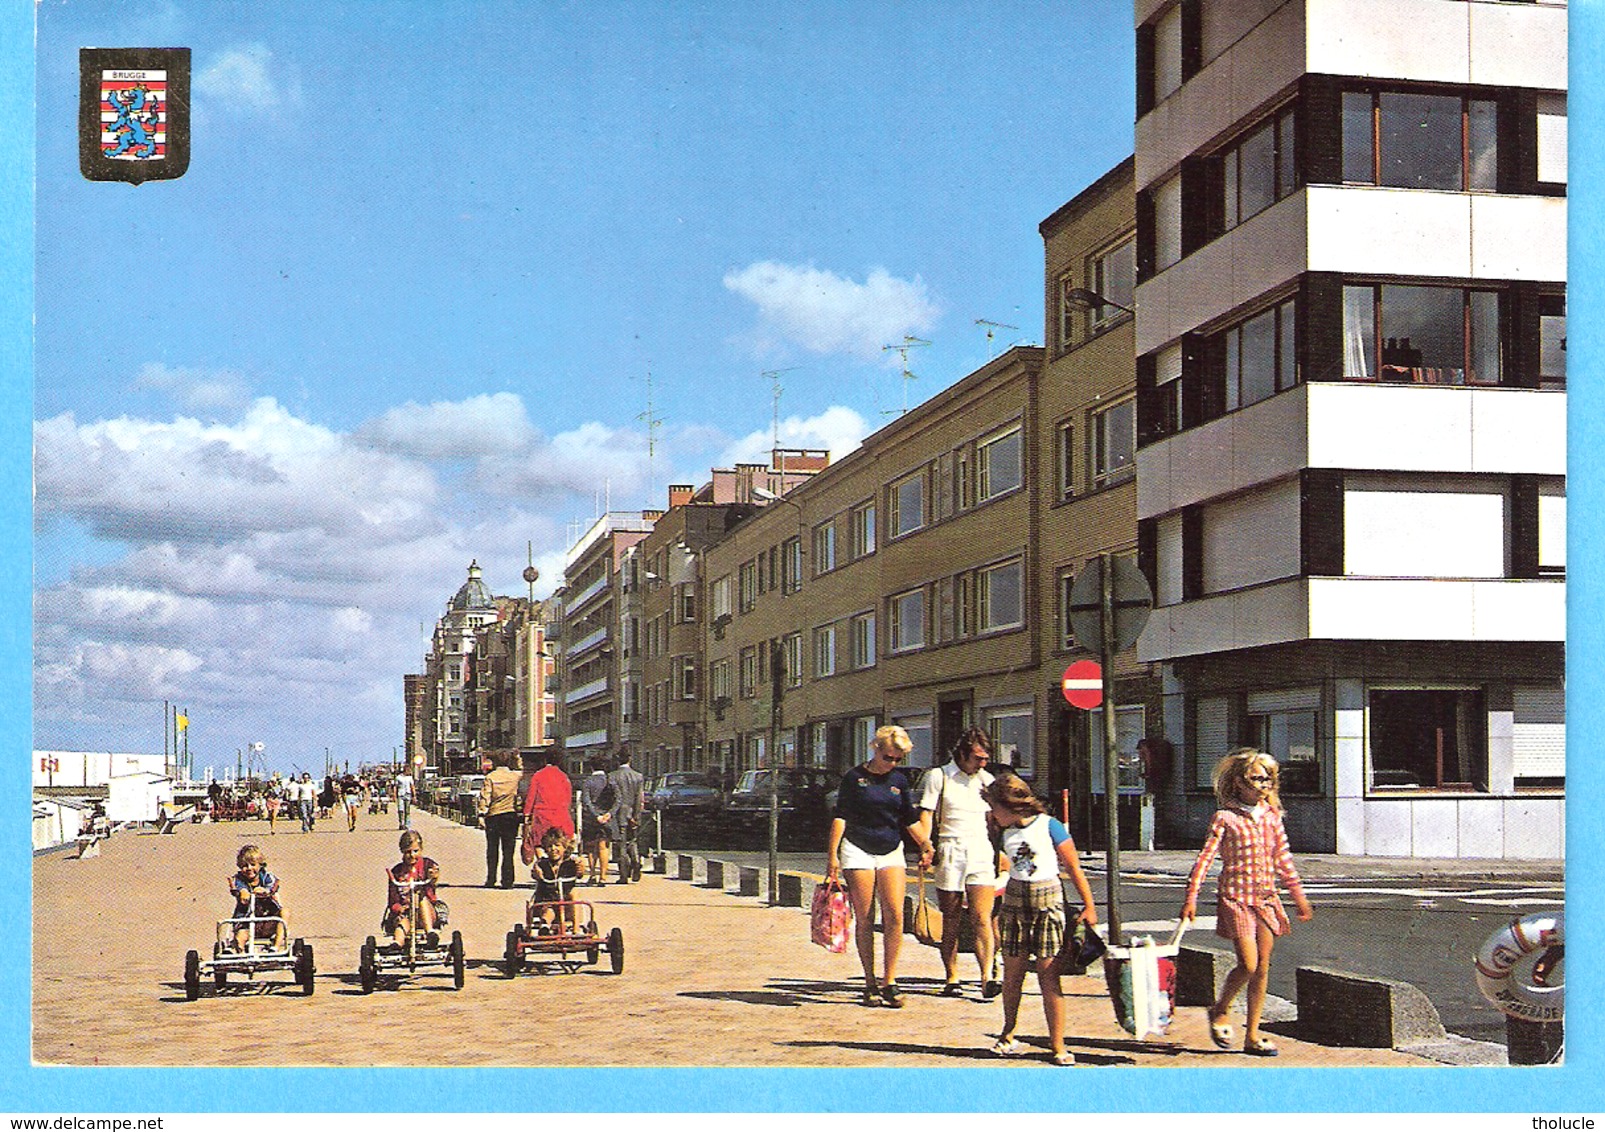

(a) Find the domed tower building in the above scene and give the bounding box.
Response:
[427,561,501,777]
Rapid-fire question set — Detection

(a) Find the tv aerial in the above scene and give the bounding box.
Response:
[760,368,801,454]
[975,318,1020,359]
[880,336,931,416]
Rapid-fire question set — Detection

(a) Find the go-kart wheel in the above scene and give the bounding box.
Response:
[359,938,376,994]
[608,927,624,974]
[292,937,305,957]
[504,929,523,976]
[184,950,201,1001]
[214,962,228,989]
[450,930,465,990]
[587,941,600,966]
[298,942,316,996]
[213,940,224,960]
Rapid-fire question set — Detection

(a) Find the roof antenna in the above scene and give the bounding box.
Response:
[636,370,662,503]
[975,319,1020,359]
[760,368,801,454]
[880,336,931,416]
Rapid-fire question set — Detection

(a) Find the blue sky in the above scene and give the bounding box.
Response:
[33,1,1135,773]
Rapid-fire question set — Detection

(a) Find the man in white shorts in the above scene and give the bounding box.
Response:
[915,727,1001,1000]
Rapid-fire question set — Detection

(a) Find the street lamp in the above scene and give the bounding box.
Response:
[1062,287,1135,317]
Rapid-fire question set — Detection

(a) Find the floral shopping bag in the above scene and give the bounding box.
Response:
[810,879,852,953]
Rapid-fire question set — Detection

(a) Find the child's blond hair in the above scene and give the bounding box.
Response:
[1213,747,1283,812]
[237,844,266,868]
[398,830,423,853]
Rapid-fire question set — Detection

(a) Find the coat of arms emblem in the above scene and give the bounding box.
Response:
[80,48,190,183]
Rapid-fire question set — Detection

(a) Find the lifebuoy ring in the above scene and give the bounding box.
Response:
[1475,911,1563,1022]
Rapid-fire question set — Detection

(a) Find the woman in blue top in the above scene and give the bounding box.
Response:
[985,772,1098,1066]
[826,725,934,1008]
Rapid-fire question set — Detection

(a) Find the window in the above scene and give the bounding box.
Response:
[709,658,731,702]
[711,575,732,620]
[1058,568,1077,650]
[987,707,1035,778]
[675,583,696,623]
[739,647,758,698]
[978,426,1023,501]
[852,715,879,763]
[1154,175,1182,272]
[1369,688,1487,792]
[1088,238,1136,330]
[1343,284,1502,385]
[1219,106,1298,232]
[1090,705,1146,793]
[1057,273,1078,351]
[1151,3,1183,105]
[813,625,836,677]
[1539,294,1566,387]
[893,714,934,769]
[1091,399,1136,487]
[674,656,698,701]
[812,521,837,574]
[1343,90,1497,192]
[782,537,803,594]
[980,559,1024,632]
[891,473,925,538]
[783,632,803,689]
[850,502,877,558]
[448,665,461,682]
[738,560,757,612]
[1056,421,1075,501]
[889,588,926,653]
[851,611,877,669]
[1219,297,1299,410]
[1248,690,1319,794]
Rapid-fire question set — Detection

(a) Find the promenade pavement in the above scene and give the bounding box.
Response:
[33,809,1436,1068]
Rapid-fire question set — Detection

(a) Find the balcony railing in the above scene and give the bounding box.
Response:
[565,676,610,705]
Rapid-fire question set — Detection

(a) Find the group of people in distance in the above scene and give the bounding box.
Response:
[828,725,1311,1065]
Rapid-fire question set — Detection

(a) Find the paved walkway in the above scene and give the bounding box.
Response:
[33,811,1436,1068]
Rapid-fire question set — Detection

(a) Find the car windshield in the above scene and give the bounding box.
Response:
[736,770,822,792]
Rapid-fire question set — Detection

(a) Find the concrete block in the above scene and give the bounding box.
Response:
[1296,966,1446,1048]
[651,852,667,875]
[735,865,761,898]
[703,859,727,889]
[1176,945,1235,1008]
[776,873,807,908]
[676,854,696,881]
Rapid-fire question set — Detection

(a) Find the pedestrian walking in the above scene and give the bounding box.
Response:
[914,726,1001,1000]
[984,772,1098,1067]
[825,724,932,1009]
[608,749,647,884]
[394,767,414,830]
[520,749,575,868]
[1179,748,1314,1058]
[263,777,282,835]
[478,749,523,888]
[341,772,362,832]
[295,772,316,832]
[579,759,615,886]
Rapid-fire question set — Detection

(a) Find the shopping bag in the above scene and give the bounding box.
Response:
[810,879,853,953]
[1103,920,1188,1039]
[910,868,942,947]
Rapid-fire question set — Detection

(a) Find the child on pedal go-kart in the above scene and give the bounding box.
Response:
[227,845,286,951]
[531,826,582,932]
[384,830,447,949]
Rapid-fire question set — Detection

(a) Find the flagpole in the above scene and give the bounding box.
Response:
[163,699,170,774]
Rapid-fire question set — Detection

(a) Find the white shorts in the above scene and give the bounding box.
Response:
[934,837,999,892]
[839,837,906,872]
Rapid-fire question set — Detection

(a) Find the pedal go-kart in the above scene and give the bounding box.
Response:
[358,874,464,992]
[503,898,623,976]
[183,902,314,1000]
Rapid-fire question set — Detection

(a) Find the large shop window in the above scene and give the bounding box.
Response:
[1343,90,1497,191]
[987,707,1035,778]
[1089,705,1146,794]
[1343,284,1502,385]
[1368,688,1487,792]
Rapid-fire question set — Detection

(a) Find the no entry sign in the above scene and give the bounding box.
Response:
[1061,659,1103,709]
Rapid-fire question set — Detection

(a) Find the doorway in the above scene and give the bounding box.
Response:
[936,696,971,766]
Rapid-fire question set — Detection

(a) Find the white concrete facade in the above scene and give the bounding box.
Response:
[1134,0,1565,859]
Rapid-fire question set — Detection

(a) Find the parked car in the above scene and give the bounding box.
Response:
[726,768,833,847]
[646,771,725,818]
[455,774,486,824]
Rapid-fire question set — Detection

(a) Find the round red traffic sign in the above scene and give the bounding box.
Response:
[1061,660,1103,709]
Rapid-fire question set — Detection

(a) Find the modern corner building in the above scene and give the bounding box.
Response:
[1131,0,1566,856]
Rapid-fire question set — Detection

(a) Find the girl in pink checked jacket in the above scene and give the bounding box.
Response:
[1179,748,1314,1057]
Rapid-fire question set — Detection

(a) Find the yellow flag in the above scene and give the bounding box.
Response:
[176,713,188,731]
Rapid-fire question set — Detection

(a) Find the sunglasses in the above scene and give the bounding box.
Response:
[1247,774,1273,783]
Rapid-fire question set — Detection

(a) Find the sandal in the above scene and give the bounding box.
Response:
[1208,1017,1234,1050]
[991,1037,1027,1057]
[1051,1051,1077,1066]
[880,981,905,1008]
[939,982,964,998]
[1244,1036,1279,1057]
[860,984,880,1007]
[982,979,1003,1000]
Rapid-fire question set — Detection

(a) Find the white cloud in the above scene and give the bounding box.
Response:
[135,363,253,414]
[723,261,941,360]
[720,406,871,467]
[354,392,537,460]
[196,44,301,114]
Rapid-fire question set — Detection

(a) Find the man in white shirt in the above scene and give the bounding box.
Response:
[394,769,415,831]
[915,727,1001,1000]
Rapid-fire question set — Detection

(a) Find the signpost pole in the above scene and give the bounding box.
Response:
[1100,552,1123,947]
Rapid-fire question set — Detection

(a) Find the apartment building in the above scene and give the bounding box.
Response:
[1131,0,1566,857]
[1039,156,1168,844]
[420,561,503,776]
